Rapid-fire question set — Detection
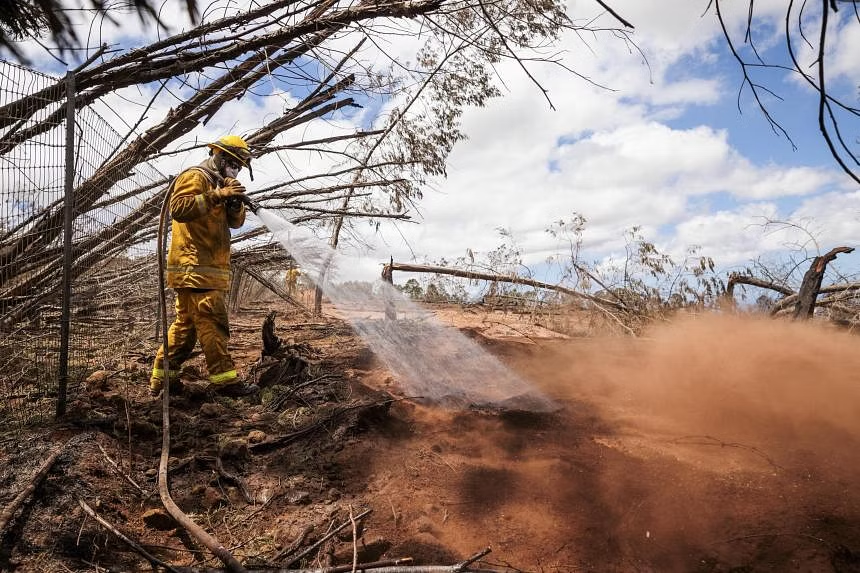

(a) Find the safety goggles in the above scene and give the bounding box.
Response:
[225,158,243,172]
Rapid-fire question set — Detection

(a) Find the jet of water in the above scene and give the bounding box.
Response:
[254,208,557,412]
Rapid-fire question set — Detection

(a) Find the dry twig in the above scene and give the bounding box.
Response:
[279,509,372,566]
[669,435,783,471]
[251,400,393,454]
[349,505,358,573]
[0,437,73,533]
[215,455,253,504]
[76,497,183,573]
[97,441,146,496]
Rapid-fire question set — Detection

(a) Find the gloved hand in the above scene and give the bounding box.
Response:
[209,177,247,206]
[225,177,261,213]
[225,196,244,213]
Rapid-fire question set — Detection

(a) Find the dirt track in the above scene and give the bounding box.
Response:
[3,306,860,572]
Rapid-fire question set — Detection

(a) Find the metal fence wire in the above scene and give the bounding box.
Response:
[0,60,169,426]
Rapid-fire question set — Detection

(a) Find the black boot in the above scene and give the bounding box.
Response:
[211,381,260,398]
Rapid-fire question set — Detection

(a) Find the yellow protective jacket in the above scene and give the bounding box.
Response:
[166,159,245,290]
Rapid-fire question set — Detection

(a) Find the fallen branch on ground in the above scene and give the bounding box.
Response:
[349,506,358,573]
[0,436,74,533]
[250,400,393,454]
[216,455,253,504]
[711,531,832,549]
[77,497,183,573]
[168,549,494,573]
[384,262,626,311]
[270,524,313,559]
[265,374,339,412]
[230,559,417,573]
[97,442,147,496]
[669,435,783,471]
[275,509,372,565]
[171,563,502,573]
[725,275,794,299]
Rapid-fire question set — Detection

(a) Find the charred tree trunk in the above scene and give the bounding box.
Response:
[793,247,854,319]
[381,257,396,321]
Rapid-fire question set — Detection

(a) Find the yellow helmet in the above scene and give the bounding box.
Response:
[207,135,254,179]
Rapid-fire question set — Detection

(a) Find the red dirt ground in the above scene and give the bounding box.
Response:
[3,304,860,572]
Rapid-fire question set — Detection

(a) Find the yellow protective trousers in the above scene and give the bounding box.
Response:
[150,288,237,390]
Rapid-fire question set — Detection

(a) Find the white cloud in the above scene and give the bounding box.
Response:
[792,190,860,249]
[827,11,860,88]
[672,204,785,264]
[669,190,860,267]
[646,78,722,106]
[351,33,851,281]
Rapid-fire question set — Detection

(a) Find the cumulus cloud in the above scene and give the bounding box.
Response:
[381,107,842,267]
[791,190,860,248]
[671,204,785,264]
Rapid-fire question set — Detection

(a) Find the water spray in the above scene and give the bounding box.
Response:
[253,208,559,413]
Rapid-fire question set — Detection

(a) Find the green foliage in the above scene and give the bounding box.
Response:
[424,283,446,302]
[397,278,424,300]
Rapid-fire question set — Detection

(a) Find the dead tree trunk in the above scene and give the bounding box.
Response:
[793,247,854,319]
[381,257,397,321]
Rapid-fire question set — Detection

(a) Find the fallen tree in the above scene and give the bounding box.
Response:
[726,246,858,321]
[382,261,627,312]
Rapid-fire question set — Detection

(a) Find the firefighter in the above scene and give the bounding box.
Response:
[286,266,301,297]
[149,135,260,398]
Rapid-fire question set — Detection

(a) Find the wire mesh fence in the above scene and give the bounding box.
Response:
[0,60,169,427]
[0,62,63,426]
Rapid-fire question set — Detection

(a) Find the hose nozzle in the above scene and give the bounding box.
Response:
[228,195,260,214]
[239,195,260,214]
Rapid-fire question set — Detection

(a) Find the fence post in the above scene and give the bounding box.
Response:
[57,72,76,418]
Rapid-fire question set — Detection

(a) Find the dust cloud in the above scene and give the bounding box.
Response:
[372,313,860,570]
[528,313,860,459]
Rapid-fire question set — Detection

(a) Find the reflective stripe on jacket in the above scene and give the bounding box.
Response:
[166,160,245,290]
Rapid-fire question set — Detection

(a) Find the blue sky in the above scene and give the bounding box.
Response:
[10,0,860,289]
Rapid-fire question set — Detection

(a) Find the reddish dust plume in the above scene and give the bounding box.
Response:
[356,314,860,571]
[530,313,860,456]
